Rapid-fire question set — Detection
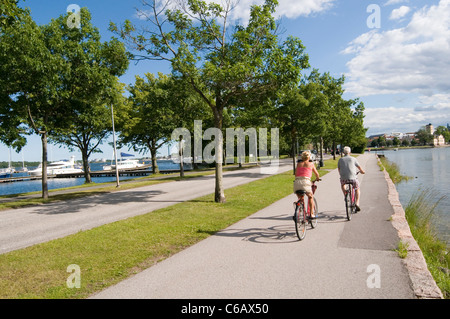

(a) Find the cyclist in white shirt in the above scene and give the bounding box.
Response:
[338,146,365,211]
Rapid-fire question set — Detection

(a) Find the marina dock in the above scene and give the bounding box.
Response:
[0,167,188,184]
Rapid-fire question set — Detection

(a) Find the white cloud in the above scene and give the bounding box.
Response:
[222,0,336,22]
[343,0,450,97]
[364,104,448,135]
[416,93,450,111]
[384,0,409,6]
[135,0,335,23]
[272,0,335,19]
[390,6,411,20]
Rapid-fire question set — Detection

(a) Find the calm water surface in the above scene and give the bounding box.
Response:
[382,147,449,244]
[0,160,189,197]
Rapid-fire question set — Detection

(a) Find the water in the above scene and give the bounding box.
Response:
[382,147,450,245]
[0,160,191,197]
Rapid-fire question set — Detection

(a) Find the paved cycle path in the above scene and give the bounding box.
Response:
[92,154,426,299]
[0,160,292,254]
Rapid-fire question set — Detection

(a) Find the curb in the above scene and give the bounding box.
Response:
[380,158,443,299]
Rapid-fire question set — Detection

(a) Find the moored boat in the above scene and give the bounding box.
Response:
[28,156,83,176]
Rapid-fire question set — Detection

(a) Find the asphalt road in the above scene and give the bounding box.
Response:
[91,154,417,299]
[0,159,292,254]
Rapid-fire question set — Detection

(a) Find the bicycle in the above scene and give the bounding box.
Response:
[293,179,320,241]
[343,171,360,221]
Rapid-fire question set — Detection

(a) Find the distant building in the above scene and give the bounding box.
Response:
[391,132,404,139]
[425,123,434,134]
[434,134,445,146]
[400,133,415,143]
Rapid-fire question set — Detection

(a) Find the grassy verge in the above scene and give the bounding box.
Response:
[0,160,334,299]
[378,157,412,184]
[404,190,450,298]
[380,157,449,298]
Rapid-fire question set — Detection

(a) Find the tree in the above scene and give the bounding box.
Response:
[435,126,450,142]
[51,80,128,183]
[340,98,367,153]
[401,139,410,147]
[0,8,128,197]
[111,0,308,202]
[1,4,33,153]
[416,128,433,145]
[1,11,73,198]
[120,73,178,174]
[168,76,212,176]
[48,9,129,183]
[392,137,400,147]
[378,135,387,147]
[274,75,334,172]
[316,72,346,159]
[370,139,378,148]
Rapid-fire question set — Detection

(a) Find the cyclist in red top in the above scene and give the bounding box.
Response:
[294,151,320,217]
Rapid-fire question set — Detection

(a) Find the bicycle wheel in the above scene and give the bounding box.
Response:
[308,197,319,228]
[345,186,352,221]
[294,204,307,240]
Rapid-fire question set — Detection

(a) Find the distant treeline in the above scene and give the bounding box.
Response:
[0,161,40,168]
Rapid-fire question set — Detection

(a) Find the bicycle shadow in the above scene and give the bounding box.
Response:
[200,219,309,244]
[318,210,349,223]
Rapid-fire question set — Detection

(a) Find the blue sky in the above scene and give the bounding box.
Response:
[2,0,449,162]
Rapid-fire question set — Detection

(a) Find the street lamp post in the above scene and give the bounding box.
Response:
[111,104,120,187]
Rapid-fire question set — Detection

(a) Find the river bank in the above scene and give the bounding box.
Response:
[379,156,448,298]
[380,147,449,245]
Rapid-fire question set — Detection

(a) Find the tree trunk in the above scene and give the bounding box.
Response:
[291,128,297,175]
[151,150,159,174]
[149,140,160,174]
[214,136,225,203]
[319,136,324,167]
[213,106,225,203]
[332,140,336,160]
[82,148,92,183]
[41,132,49,199]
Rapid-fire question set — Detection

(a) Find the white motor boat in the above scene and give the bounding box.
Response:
[102,159,144,171]
[28,156,83,176]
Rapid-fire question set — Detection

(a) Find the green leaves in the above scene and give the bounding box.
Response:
[1,6,129,187]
